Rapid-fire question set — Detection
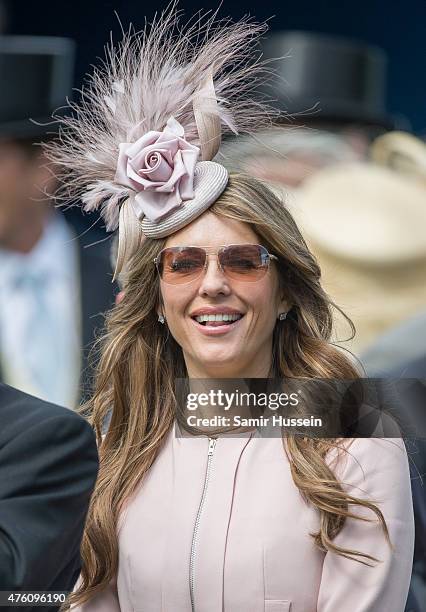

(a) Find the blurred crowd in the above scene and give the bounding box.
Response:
[0,3,425,610]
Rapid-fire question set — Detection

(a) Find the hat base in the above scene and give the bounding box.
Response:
[141,161,229,238]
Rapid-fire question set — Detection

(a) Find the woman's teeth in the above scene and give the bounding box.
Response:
[194,313,242,325]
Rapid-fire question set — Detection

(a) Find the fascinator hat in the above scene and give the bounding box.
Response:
[44,7,277,278]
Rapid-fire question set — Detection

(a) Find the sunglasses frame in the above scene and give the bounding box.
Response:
[153,243,278,285]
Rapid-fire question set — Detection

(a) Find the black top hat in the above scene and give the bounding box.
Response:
[0,35,75,139]
[261,31,392,128]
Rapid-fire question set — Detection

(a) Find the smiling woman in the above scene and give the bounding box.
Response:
[45,7,414,612]
[157,212,287,379]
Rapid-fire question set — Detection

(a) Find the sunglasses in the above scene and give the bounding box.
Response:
[154,244,278,285]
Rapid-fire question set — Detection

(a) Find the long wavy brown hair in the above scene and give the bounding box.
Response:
[67,173,390,608]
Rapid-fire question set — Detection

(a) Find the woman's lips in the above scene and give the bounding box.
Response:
[190,315,244,336]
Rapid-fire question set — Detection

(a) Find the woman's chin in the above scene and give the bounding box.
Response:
[188,351,248,377]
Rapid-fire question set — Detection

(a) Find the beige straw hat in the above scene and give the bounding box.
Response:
[294,161,426,265]
[291,132,426,352]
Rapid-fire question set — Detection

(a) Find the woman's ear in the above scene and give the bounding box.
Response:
[115,291,125,305]
[157,290,165,318]
[157,298,166,324]
[275,272,291,316]
[277,293,291,318]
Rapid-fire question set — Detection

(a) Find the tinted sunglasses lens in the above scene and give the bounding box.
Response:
[220,245,270,281]
[159,247,206,284]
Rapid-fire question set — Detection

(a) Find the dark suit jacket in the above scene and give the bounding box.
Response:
[0,383,99,611]
[0,209,116,404]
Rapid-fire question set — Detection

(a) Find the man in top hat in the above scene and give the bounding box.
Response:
[0,35,115,408]
[222,30,405,186]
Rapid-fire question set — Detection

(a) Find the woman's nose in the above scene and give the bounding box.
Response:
[197,254,231,296]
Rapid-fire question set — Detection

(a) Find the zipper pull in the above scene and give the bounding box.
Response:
[208,437,217,456]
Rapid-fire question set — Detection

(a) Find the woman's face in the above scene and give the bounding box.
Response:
[158,212,288,378]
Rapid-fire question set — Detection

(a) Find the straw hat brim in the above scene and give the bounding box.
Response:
[293,162,426,265]
[141,161,229,238]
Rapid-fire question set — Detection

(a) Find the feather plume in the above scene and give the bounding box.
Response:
[44,4,278,231]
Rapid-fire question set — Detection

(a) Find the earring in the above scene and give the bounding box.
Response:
[278,312,287,321]
[158,314,165,324]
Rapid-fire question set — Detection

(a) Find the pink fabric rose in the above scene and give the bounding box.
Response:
[115,116,200,222]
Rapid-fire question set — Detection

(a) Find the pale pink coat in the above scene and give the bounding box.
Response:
[75,428,414,612]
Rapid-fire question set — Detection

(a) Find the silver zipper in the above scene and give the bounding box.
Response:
[189,437,217,612]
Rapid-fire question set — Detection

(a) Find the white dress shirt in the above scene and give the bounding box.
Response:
[0,213,82,408]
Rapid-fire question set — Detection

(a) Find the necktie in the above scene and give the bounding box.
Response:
[12,266,62,403]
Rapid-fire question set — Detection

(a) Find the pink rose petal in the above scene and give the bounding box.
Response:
[114,116,200,222]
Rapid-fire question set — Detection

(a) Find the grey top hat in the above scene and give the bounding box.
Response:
[261,31,391,128]
[0,35,75,139]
